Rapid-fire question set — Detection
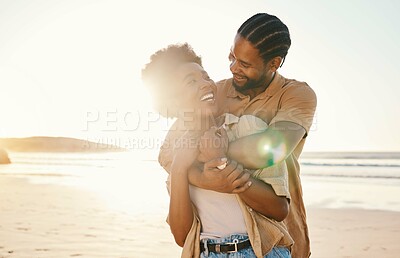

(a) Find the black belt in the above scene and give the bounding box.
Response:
[200,239,251,254]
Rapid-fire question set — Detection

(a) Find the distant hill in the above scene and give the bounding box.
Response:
[0,148,11,164]
[0,136,126,153]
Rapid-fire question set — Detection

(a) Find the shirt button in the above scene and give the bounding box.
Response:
[248,208,253,212]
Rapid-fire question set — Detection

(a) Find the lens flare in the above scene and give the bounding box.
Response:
[257,132,287,165]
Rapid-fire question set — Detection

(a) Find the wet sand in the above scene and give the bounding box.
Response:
[0,176,399,257]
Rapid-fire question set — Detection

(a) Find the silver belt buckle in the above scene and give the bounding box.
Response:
[227,239,239,253]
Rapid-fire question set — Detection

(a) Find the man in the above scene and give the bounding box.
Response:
[189,13,317,258]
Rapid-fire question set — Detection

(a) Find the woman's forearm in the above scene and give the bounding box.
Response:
[168,164,194,247]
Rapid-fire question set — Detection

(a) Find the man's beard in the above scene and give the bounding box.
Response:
[232,73,268,93]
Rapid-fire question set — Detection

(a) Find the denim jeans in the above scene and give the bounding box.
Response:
[200,234,291,258]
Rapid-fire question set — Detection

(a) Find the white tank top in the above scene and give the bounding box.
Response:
[189,185,247,239]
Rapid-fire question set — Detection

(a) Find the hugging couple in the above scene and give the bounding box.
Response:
[142,13,317,258]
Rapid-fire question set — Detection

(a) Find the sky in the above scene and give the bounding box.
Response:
[1,0,399,152]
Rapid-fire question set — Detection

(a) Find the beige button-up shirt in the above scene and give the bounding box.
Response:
[215,72,317,258]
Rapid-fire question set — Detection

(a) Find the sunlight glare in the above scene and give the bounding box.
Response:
[75,152,169,215]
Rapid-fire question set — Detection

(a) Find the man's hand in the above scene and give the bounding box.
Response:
[198,158,252,194]
[198,126,229,163]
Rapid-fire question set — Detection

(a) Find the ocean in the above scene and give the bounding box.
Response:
[1,151,400,214]
[300,152,400,212]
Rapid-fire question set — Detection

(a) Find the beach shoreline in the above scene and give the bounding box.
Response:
[0,175,399,257]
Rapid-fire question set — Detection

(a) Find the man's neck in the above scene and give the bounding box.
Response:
[242,86,268,100]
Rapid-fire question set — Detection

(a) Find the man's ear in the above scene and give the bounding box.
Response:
[268,56,283,72]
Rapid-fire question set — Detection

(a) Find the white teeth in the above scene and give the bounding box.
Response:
[200,93,214,101]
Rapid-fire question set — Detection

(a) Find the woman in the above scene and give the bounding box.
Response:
[142,43,292,258]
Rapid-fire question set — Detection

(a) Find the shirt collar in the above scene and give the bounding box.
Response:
[223,113,240,126]
[226,71,285,99]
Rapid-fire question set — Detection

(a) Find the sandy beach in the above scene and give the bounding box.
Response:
[0,176,181,258]
[307,208,400,257]
[0,175,399,258]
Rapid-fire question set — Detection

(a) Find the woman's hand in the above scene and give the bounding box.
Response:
[198,126,229,163]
